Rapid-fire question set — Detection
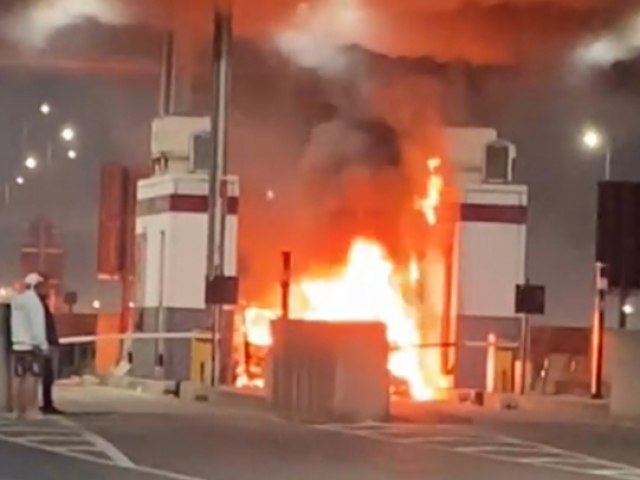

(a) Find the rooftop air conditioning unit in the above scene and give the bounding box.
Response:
[484,139,516,183]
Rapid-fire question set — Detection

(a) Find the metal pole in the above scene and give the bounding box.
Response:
[591,262,606,399]
[158,30,176,116]
[604,147,611,181]
[518,313,530,394]
[207,7,232,388]
[281,252,292,320]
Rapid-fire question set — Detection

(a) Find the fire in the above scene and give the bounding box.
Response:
[416,157,444,226]
[237,155,451,400]
[295,238,434,400]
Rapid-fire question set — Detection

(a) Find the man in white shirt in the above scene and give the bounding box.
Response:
[9,273,49,419]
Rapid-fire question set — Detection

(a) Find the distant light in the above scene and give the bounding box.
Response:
[24,156,38,170]
[0,288,7,297]
[39,102,51,115]
[67,149,77,159]
[91,299,101,310]
[128,301,135,309]
[622,303,635,315]
[582,128,603,150]
[266,189,275,201]
[60,126,76,142]
[15,176,25,185]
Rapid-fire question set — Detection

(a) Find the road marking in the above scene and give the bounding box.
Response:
[0,415,134,467]
[315,422,640,480]
[56,416,135,467]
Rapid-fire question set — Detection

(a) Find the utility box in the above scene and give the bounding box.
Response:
[268,319,389,423]
[190,332,212,385]
[610,331,640,418]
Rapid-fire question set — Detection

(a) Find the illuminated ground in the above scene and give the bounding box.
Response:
[0,386,639,480]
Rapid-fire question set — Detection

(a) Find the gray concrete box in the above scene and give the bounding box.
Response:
[610,330,640,418]
[269,319,389,423]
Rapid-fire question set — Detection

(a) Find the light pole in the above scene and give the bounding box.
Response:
[581,126,611,399]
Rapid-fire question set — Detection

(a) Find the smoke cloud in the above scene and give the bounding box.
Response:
[274,0,376,77]
[0,0,131,49]
[3,0,636,66]
[254,0,638,65]
[576,10,640,67]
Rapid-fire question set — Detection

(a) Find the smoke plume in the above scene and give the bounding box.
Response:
[4,0,636,66]
[576,10,640,67]
[1,0,131,49]
[274,0,376,77]
[255,0,638,65]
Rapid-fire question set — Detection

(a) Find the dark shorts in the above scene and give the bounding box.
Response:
[11,350,43,378]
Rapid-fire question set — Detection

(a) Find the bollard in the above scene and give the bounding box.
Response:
[0,304,10,412]
[485,333,497,394]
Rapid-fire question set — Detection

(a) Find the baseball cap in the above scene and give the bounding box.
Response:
[24,272,44,287]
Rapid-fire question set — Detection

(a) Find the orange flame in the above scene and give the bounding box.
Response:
[416,157,444,226]
[237,156,451,400]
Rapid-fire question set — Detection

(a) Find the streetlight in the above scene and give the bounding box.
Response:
[622,303,635,316]
[15,176,25,185]
[60,126,76,142]
[67,149,77,159]
[91,299,101,310]
[581,127,611,180]
[39,102,51,115]
[583,126,612,399]
[24,156,38,170]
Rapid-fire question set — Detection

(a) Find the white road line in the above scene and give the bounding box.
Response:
[313,422,640,480]
[55,416,135,468]
[13,435,86,442]
[0,434,207,480]
[0,426,71,433]
[0,416,135,469]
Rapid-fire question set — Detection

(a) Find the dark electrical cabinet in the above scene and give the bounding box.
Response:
[515,284,545,315]
[596,181,640,289]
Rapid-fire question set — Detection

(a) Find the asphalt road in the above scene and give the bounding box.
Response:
[0,386,639,480]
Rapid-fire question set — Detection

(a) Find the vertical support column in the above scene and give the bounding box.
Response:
[485,333,497,394]
[0,305,9,412]
[281,252,292,320]
[206,7,233,388]
[591,262,607,399]
[518,314,530,394]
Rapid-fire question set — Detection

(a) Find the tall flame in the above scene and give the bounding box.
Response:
[237,155,450,400]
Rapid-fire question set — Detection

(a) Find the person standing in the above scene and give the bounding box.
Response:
[39,286,62,415]
[9,273,48,419]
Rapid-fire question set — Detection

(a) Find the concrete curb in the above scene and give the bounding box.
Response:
[483,393,610,418]
[96,375,179,397]
[96,375,268,413]
[207,386,267,410]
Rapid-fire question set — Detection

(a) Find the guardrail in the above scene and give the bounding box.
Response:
[58,332,521,395]
[60,332,519,350]
[59,331,212,345]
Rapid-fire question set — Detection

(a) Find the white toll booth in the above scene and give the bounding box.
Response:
[132,116,239,380]
[446,127,528,390]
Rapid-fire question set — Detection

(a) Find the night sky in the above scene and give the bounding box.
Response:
[1,3,640,323]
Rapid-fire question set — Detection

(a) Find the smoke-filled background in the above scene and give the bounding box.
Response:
[1,0,640,319]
